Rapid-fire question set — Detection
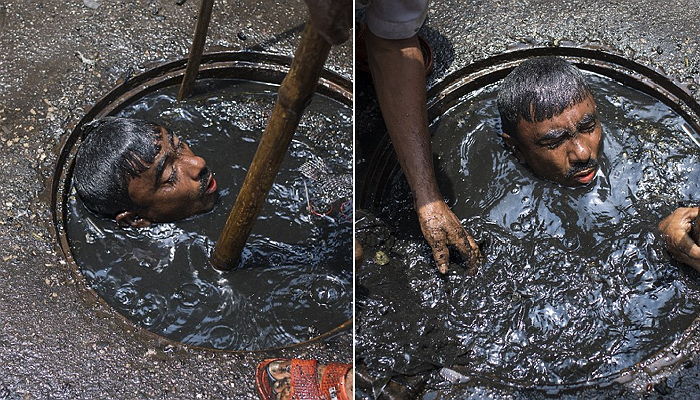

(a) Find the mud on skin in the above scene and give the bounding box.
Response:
[66,79,353,350]
[356,73,700,394]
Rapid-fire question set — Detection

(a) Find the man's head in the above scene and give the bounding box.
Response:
[74,117,218,227]
[498,56,602,186]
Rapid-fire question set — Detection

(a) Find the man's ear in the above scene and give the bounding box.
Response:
[115,211,152,228]
[500,132,524,163]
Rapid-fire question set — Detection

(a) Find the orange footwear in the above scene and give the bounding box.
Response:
[255,358,352,400]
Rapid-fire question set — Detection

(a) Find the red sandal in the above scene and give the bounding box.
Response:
[256,358,352,400]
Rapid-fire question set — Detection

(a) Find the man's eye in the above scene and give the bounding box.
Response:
[581,123,596,133]
[543,140,563,149]
[165,166,178,185]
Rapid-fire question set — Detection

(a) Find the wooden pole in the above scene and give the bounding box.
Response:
[211,22,332,270]
[177,0,215,101]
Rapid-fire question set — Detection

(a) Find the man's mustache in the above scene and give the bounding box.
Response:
[565,158,599,179]
[198,167,211,195]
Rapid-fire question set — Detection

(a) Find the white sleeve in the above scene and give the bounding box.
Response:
[365,0,430,40]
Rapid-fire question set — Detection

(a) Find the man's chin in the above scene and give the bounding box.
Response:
[553,168,598,187]
[200,191,219,213]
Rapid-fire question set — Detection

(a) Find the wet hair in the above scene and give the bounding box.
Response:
[497,56,592,137]
[73,117,162,217]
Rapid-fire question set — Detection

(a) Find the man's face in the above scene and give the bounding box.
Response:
[503,95,602,186]
[121,127,218,225]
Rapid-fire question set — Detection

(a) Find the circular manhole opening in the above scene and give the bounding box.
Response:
[358,47,700,392]
[52,52,352,352]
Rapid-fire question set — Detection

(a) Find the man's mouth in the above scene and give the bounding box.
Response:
[573,167,597,184]
[565,159,599,185]
[204,174,217,194]
[199,171,217,195]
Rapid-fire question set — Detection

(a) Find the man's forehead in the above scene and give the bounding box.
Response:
[155,125,176,145]
[519,98,597,134]
[130,126,175,180]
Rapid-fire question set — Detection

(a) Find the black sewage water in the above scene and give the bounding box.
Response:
[357,72,700,388]
[66,79,352,351]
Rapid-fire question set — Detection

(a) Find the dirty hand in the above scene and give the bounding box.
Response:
[658,207,700,271]
[417,200,482,274]
[303,0,352,45]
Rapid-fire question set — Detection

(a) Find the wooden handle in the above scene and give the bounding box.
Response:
[211,22,332,270]
[177,0,215,101]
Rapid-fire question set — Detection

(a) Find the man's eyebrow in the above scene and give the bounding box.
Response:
[577,113,597,130]
[168,129,176,148]
[154,130,176,185]
[536,128,569,144]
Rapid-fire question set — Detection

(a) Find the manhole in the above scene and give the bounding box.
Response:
[357,47,700,392]
[52,52,352,352]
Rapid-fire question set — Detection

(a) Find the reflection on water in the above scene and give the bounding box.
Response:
[67,79,352,350]
[357,73,700,387]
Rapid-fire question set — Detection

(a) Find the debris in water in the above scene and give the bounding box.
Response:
[653,378,671,395]
[75,51,97,66]
[82,0,101,9]
[373,250,389,265]
[439,368,470,384]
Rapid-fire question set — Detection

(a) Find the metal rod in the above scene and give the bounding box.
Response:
[177,0,215,100]
[211,22,332,270]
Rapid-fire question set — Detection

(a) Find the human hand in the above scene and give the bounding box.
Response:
[303,0,352,45]
[658,207,700,271]
[416,200,483,274]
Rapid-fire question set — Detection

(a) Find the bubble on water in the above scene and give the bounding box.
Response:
[114,285,139,309]
[133,294,167,328]
[173,283,202,308]
[208,326,236,350]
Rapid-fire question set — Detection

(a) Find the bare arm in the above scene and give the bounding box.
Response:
[365,31,482,273]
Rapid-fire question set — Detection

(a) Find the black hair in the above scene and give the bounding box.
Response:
[497,56,592,137]
[73,117,162,217]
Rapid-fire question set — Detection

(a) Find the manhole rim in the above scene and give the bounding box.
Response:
[51,51,352,354]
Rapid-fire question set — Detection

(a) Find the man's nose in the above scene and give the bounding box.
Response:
[181,155,207,180]
[568,137,591,163]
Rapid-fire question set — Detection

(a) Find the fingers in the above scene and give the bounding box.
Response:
[429,238,450,274]
[660,207,700,270]
[465,234,483,274]
[676,233,700,260]
[451,230,482,275]
[683,206,700,219]
[659,207,697,232]
[670,248,700,271]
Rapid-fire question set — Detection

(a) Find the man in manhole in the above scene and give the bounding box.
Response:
[497,56,602,188]
[498,56,700,273]
[73,117,219,226]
